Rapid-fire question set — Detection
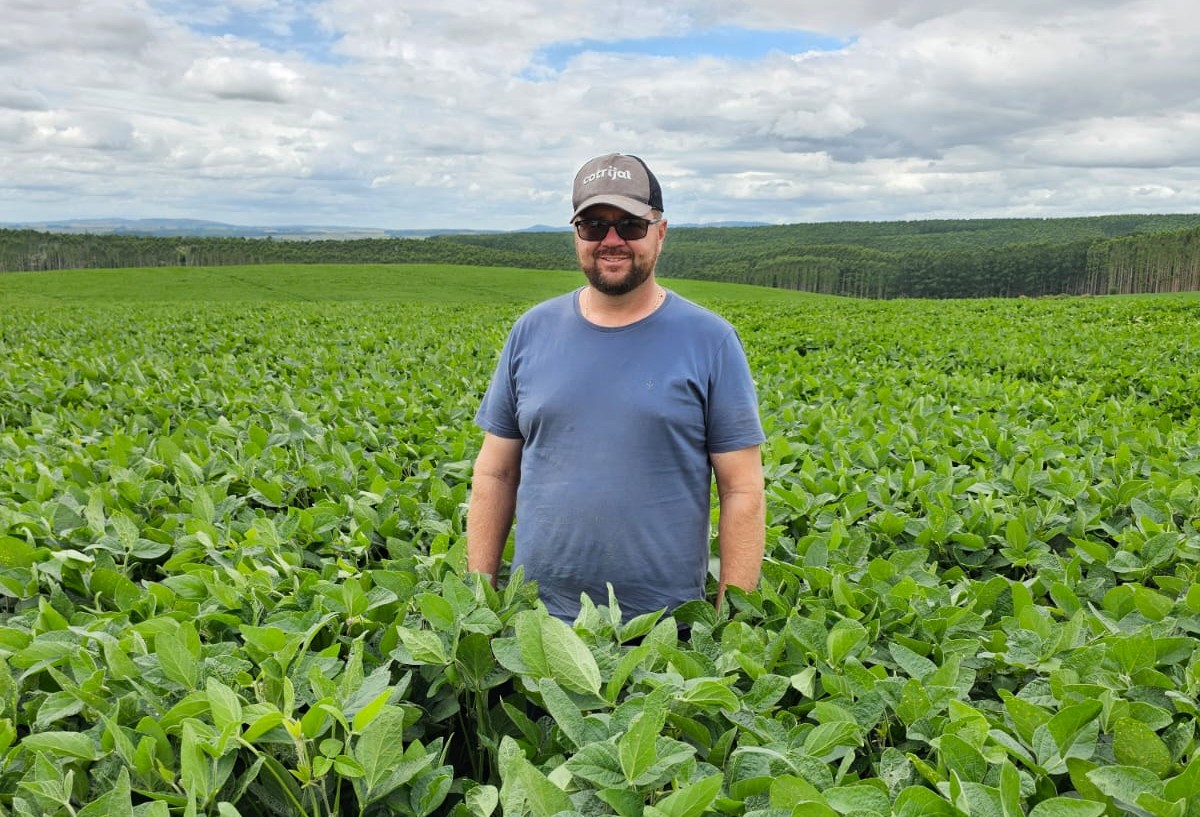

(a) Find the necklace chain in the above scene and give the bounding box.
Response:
[582,285,665,321]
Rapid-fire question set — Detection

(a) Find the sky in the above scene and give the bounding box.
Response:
[2,0,1199,231]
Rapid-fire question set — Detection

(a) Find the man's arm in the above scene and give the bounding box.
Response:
[466,433,523,586]
[711,445,765,611]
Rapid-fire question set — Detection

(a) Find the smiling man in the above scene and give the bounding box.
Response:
[467,153,765,625]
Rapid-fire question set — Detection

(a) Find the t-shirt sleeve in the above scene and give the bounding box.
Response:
[475,331,524,439]
[706,329,765,453]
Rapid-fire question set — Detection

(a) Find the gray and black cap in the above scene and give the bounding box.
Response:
[571,153,664,221]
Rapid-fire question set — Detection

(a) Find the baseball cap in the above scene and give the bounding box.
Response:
[571,153,664,221]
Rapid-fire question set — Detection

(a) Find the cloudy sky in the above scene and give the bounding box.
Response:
[2,0,1198,230]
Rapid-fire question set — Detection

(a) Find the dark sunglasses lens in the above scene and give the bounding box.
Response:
[576,219,651,241]
[615,220,649,240]
[577,222,608,240]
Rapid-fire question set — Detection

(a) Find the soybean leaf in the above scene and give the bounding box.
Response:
[1033,700,1101,773]
[939,733,989,784]
[157,628,200,691]
[645,772,723,817]
[1027,799,1107,817]
[894,785,967,817]
[466,784,499,817]
[416,592,457,633]
[77,767,134,817]
[566,742,626,788]
[597,787,644,817]
[539,679,602,750]
[620,709,662,784]
[498,736,571,817]
[541,615,602,696]
[20,731,102,760]
[889,642,937,681]
[1112,717,1172,777]
[825,783,892,816]
[353,707,433,803]
[206,678,242,733]
[1086,765,1166,807]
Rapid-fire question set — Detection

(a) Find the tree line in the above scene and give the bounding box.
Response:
[4,213,1200,299]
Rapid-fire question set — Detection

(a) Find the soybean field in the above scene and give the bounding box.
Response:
[1,264,1199,817]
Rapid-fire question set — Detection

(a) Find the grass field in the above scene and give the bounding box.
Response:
[0,263,811,305]
[1,264,1199,817]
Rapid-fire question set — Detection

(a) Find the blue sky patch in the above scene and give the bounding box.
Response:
[172,3,344,65]
[524,27,852,78]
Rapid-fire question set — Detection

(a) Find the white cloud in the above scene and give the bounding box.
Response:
[1,0,1199,228]
[182,55,304,102]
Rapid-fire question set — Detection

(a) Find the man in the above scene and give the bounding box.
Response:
[467,153,765,623]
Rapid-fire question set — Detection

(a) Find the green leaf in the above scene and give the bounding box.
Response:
[939,733,989,783]
[1033,700,1101,773]
[538,679,598,750]
[826,620,867,666]
[770,774,825,808]
[351,687,395,734]
[824,783,891,816]
[1163,755,1200,803]
[606,642,651,703]
[20,730,102,760]
[803,721,862,761]
[889,642,937,681]
[598,787,645,817]
[353,707,432,802]
[539,615,601,696]
[1004,694,1051,745]
[1132,586,1174,621]
[398,627,449,665]
[646,773,723,817]
[1086,765,1165,806]
[999,762,1023,817]
[333,755,365,778]
[680,677,740,711]
[77,768,134,817]
[620,708,664,783]
[243,710,285,743]
[0,535,37,568]
[514,612,551,678]
[206,678,242,733]
[416,592,457,632]
[1027,798,1107,817]
[894,785,967,817]
[566,742,626,788]
[466,784,499,817]
[180,720,213,804]
[499,736,572,817]
[157,627,200,690]
[456,632,501,689]
[1112,717,1172,777]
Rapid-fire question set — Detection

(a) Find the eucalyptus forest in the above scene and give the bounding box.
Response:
[4,212,1200,299]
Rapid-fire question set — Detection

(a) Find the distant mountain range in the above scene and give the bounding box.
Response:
[1,217,769,239]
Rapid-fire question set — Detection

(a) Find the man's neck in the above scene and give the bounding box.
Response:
[581,279,666,327]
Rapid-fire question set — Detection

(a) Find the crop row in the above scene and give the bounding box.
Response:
[1,292,1199,816]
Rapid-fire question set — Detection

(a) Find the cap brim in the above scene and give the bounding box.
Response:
[571,194,654,221]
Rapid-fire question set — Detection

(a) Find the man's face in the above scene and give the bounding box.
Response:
[574,204,667,296]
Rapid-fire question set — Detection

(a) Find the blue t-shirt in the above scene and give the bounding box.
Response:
[475,288,764,620]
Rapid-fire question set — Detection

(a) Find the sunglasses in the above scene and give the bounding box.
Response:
[573,217,661,242]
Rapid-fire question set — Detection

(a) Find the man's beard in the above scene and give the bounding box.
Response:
[580,251,655,296]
